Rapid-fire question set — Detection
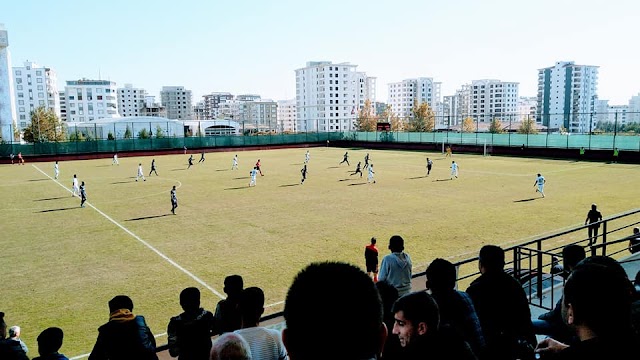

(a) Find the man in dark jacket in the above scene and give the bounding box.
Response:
[213,275,244,335]
[466,245,536,360]
[0,312,29,360]
[167,287,215,360]
[88,295,158,360]
[32,327,69,360]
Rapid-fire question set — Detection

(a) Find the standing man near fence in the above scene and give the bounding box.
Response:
[585,203,603,246]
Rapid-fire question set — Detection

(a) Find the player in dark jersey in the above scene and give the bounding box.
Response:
[149,159,159,176]
[80,181,87,208]
[339,151,350,166]
[170,186,178,215]
[300,164,308,184]
[364,237,379,282]
[350,161,363,177]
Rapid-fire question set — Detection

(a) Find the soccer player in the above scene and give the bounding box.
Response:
[79,181,87,208]
[367,163,376,184]
[54,161,59,179]
[300,164,308,184]
[17,152,24,165]
[232,154,238,170]
[9,153,14,164]
[445,145,452,157]
[249,167,259,187]
[255,159,264,176]
[364,237,379,282]
[170,185,178,215]
[149,159,159,176]
[350,161,363,177]
[187,154,194,169]
[534,173,545,198]
[363,153,370,169]
[339,151,350,166]
[426,157,433,176]
[72,174,79,196]
[450,161,459,179]
[199,150,206,163]
[136,163,146,182]
[112,153,119,165]
[304,150,310,164]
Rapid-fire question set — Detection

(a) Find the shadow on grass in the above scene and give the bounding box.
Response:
[38,207,78,213]
[171,168,187,171]
[125,214,172,221]
[96,165,113,167]
[34,196,67,202]
[338,178,356,182]
[216,169,230,172]
[513,198,538,203]
[407,176,428,180]
[111,181,131,185]
[348,182,367,186]
[233,177,249,180]
[434,178,453,182]
[279,184,299,187]
[327,166,341,169]
[225,186,249,190]
[28,179,49,182]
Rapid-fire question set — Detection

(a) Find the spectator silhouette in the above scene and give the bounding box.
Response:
[466,245,536,360]
[533,244,586,344]
[628,227,640,254]
[9,326,28,355]
[391,291,477,360]
[214,275,244,335]
[535,257,639,359]
[33,327,69,360]
[584,204,603,246]
[282,261,387,360]
[425,258,485,358]
[167,287,215,360]
[234,287,288,360]
[379,235,413,297]
[375,281,402,360]
[210,333,252,360]
[88,295,158,360]
[0,312,29,360]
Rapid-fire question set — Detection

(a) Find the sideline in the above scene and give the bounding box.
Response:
[31,164,226,301]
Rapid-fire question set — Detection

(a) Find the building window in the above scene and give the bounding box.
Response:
[18,100,24,105]
[15,70,21,76]
[39,100,45,106]
[38,92,44,98]
[19,107,25,112]
[19,115,26,120]
[37,78,43,83]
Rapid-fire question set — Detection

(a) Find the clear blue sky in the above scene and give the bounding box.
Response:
[3,0,638,104]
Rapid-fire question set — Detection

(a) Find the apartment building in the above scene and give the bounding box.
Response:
[469,79,519,122]
[517,96,538,121]
[629,93,640,124]
[12,61,60,130]
[277,99,296,132]
[64,79,118,122]
[387,78,441,119]
[160,86,193,120]
[0,24,17,141]
[117,84,147,117]
[142,96,167,118]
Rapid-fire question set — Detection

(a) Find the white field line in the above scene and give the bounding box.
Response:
[31,164,225,300]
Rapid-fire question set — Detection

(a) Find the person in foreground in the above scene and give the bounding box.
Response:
[32,327,69,360]
[210,333,252,360]
[534,259,638,359]
[282,261,387,360]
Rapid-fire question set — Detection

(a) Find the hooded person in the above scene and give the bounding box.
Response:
[378,235,413,297]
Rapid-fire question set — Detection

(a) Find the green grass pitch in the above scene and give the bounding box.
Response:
[1,146,638,357]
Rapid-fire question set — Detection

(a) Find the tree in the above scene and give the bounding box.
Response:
[355,99,376,131]
[155,125,165,138]
[124,125,132,139]
[407,100,435,132]
[518,118,539,134]
[107,132,115,140]
[462,117,475,133]
[489,118,504,134]
[22,106,66,143]
[380,105,403,132]
[69,131,85,141]
[138,128,150,139]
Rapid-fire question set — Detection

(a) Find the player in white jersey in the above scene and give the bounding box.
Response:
[367,163,376,184]
[450,161,459,179]
[112,153,119,165]
[72,174,79,196]
[54,161,59,179]
[232,154,239,170]
[304,150,310,164]
[249,167,259,187]
[136,163,146,182]
[534,173,545,198]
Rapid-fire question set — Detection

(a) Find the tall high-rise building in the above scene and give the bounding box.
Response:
[469,79,519,122]
[629,93,640,124]
[64,79,118,122]
[0,24,17,141]
[12,61,60,130]
[243,99,277,132]
[537,61,599,132]
[202,92,234,119]
[117,84,147,117]
[387,78,441,119]
[277,99,297,132]
[160,86,193,120]
[295,61,376,132]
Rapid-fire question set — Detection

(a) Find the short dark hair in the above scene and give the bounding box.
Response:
[284,262,383,360]
[224,275,244,296]
[239,287,265,325]
[375,280,399,319]
[426,258,456,291]
[392,292,439,332]
[371,237,377,245]
[562,244,586,270]
[180,287,201,311]
[563,261,633,336]
[388,235,405,252]
[108,295,134,313]
[479,245,505,272]
[37,327,64,355]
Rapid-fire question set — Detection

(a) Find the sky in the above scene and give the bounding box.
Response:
[2,0,639,104]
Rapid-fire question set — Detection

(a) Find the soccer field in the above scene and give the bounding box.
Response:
[2,146,639,357]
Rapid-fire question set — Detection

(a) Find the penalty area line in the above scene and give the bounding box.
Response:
[31,164,226,300]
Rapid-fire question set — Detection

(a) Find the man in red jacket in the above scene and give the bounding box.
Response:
[365,237,379,282]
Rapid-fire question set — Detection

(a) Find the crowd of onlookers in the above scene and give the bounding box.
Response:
[2,236,640,360]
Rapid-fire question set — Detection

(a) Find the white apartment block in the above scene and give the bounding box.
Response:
[117,84,147,117]
[442,95,459,128]
[629,93,640,124]
[243,100,277,132]
[59,91,66,122]
[64,79,118,122]
[277,99,297,132]
[469,79,519,122]
[193,101,206,120]
[387,78,441,120]
[517,96,538,121]
[160,86,193,120]
[202,92,234,119]
[537,61,599,132]
[12,61,60,130]
[594,99,609,124]
[0,24,17,141]
[295,61,376,132]
[142,96,167,118]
